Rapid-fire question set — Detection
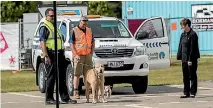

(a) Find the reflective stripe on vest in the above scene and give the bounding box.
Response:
[42,20,64,50]
[73,26,92,55]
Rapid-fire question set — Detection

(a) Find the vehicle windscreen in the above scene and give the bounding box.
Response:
[70,20,131,38]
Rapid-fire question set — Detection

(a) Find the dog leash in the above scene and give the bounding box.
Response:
[44,59,99,79]
[70,59,101,78]
[70,59,99,76]
[70,59,94,68]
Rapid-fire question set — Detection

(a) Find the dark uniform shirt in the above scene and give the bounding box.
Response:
[69,26,95,44]
[39,26,50,42]
[177,28,200,62]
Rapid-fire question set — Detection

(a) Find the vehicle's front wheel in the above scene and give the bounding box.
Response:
[66,64,74,96]
[132,76,148,94]
[38,63,46,93]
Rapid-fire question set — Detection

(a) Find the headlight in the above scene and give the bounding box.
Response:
[134,46,146,56]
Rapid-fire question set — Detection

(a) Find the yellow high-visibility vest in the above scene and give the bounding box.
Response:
[42,20,64,50]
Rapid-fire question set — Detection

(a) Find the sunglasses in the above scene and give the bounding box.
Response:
[48,15,54,18]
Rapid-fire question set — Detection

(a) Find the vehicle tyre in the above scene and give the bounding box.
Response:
[38,63,46,93]
[132,76,148,94]
[66,64,74,96]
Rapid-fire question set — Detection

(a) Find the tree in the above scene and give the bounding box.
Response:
[0,1,122,22]
[72,1,121,18]
[1,1,42,22]
[108,1,122,18]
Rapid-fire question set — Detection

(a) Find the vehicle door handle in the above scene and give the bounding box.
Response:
[161,42,168,44]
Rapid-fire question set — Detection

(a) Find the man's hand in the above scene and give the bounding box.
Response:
[72,52,79,58]
[188,61,192,66]
[74,54,80,59]
[73,54,80,63]
[45,56,51,65]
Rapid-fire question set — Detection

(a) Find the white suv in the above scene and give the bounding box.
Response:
[32,14,150,95]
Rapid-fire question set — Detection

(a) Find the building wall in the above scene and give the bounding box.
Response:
[122,1,213,54]
[23,13,39,49]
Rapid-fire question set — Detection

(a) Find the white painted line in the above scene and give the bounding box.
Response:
[102,105,119,107]
[125,104,143,108]
[125,104,153,108]
[167,85,182,88]
[167,94,180,97]
[198,87,213,90]
[196,101,212,103]
[9,92,44,98]
[168,85,213,90]
[198,93,213,96]
[30,101,44,103]
[144,93,213,97]
[159,101,213,105]
[144,95,161,98]
[170,102,185,104]
[159,102,184,105]
[1,101,43,104]
[1,102,20,104]
[90,105,119,108]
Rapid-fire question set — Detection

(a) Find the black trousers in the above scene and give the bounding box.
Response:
[182,60,198,95]
[45,50,70,101]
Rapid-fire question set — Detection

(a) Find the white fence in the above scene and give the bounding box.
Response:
[0,23,20,70]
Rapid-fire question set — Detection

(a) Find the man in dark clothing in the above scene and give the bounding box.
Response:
[177,18,200,98]
[39,8,77,104]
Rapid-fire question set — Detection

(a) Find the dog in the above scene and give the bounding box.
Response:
[89,85,112,99]
[84,63,107,104]
[103,85,112,99]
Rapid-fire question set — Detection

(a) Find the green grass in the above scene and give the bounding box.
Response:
[1,58,213,92]
[148,58,213,86]
[114,58,213,87]
[1,71,38,93]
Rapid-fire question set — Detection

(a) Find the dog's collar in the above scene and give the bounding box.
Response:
[93,68,101,79]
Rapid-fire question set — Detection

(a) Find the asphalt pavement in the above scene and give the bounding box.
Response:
[1,81,213,108]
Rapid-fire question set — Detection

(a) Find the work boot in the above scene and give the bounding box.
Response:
[61,99,77,104]
[73,91,80,99]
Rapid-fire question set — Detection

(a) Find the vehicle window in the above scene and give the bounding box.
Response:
[35,22,44,37]
[70,20,131,38]
[136,18,164,39]
[60,22,67,40]
[35,21,61,38]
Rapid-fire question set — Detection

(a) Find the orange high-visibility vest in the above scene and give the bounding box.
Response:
[73,26,92,55]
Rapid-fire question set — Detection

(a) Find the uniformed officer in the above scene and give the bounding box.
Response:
[39,8,77,104]
[69,16,95,99]
[177,18,200,98]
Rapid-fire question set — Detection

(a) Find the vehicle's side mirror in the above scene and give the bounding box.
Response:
[136,31,149,40]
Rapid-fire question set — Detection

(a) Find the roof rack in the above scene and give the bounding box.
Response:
[59,12,77,16]
[87,15,101,19]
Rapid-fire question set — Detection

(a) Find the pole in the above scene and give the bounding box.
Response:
[53,1,59,108]
[18,19,21,70]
